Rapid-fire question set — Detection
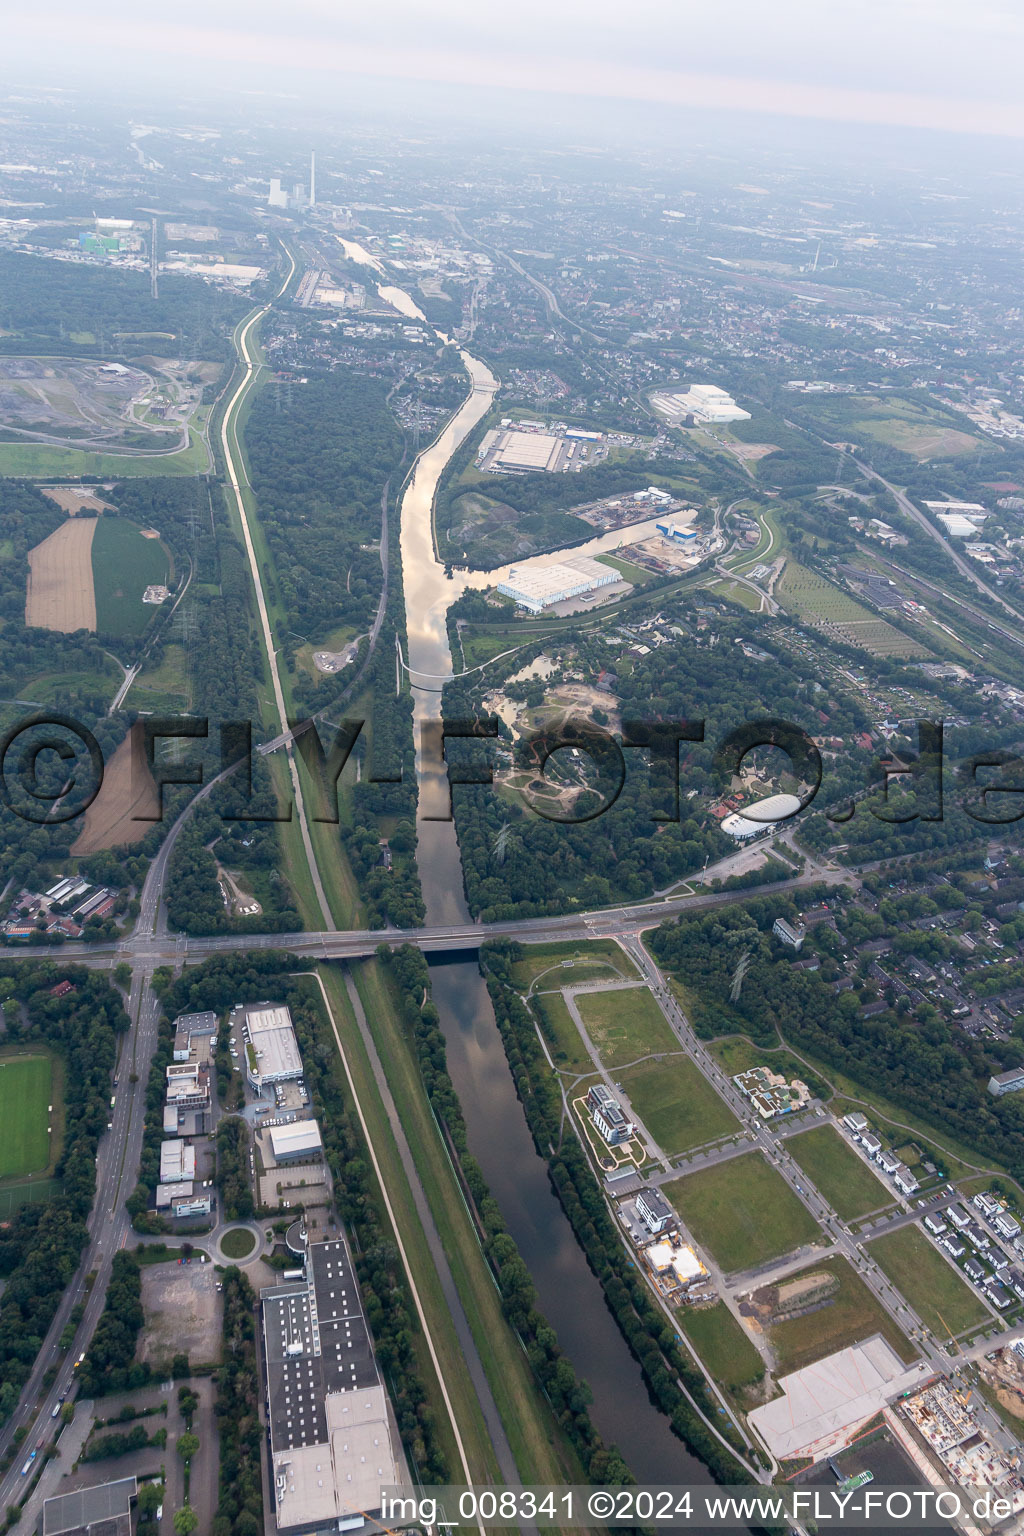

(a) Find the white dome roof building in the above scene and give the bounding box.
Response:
[719,792,803,840]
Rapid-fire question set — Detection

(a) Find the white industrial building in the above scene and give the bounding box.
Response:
[244,1004,303,1092]
[651,383,751,424]
[491,429,562,471]
[720,792,802,840]
[269,1120,324,1165]
[159,1140,196,1184]
[497,556,618,613]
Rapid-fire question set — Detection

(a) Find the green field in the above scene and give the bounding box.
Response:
[509,940,639,992]
[868,1226,989,1339]
[0,420,211,478]
[575,986,678,1067]
[788,1125,894,1221]
[618,1056,739,1156]
[220,1227,257,1259]
[92,517,170,636]
[0,1053,53,1178]
[531,993,595,1076]
[768,1257,917,1373]
[132,643,191,710]
[663,1153,822,1273]
[679,1304,765,1396]
[796,393,982,461]
[0,1175,61,1220]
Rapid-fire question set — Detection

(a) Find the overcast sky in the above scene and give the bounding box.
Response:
[8,0,1024,139]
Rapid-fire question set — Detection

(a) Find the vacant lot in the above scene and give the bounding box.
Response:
[799,393,982,461]
[619,1056,739,1156]
[576,986,677,1067]
[92,516,170,636]
[71,724,160,854]
[679,1303,765,1396]
[869,1226,988,1339]
[40,487,115,515]
[663,1153,822,1273]
[139,1260,221,1369]
[25,517,97,631]
[765,1257,917,1373]
[788,1126,893,1221]
[0,1051,53,1178]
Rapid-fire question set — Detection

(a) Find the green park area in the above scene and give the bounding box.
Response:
[868,1226,989,1339]
[767,1257,918,1374]
[663,1152,822,1274]
[575,986,677,1068]
[530,992,595,1076]
[92,517,170,637]
[618,1056,739,1156]
[788,1125,894,1221]
[678,1304,765,1397]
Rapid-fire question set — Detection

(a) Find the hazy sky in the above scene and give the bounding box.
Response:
[8,0,1024,139]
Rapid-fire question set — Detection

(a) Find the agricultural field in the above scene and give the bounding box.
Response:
[0,1051,55,1179]
[71,724,160,853]
[26,517,97,632]
[575,986,678,1067]
[787,1126,894,1221]
[678,1303,765,1397]
[618,1056,739,1156]
[868,1226,989,1339]
[761,1257,918,1373]
[92,516,170,636]
[663,1152,822,1273]
[777,559,928,658]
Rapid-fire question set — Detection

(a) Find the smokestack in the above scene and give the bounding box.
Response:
[309,150,316,207]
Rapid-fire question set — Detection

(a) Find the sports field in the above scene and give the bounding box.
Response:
[868,1226,989,1339]
[25,517,97,632]
[618,1056,739,1156]
[0,1053,53,1178]
[767,1257,918,1373]
[92,517,170,636]
[787,1125,894,1221]
[663,1152,822,1273]
[575,986,677,1067]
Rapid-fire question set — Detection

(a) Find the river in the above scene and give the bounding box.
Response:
[342,238,706,1483]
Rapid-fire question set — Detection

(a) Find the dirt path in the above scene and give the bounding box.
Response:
[25,518,97,632]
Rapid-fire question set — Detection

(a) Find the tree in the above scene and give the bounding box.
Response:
[177,1431,200,1463]
[137,1485,162,1520]
[173,1508,198,1536]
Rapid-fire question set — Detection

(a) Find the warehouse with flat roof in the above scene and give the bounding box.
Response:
[269,1120,324,1164]
[244,1003,303,1091]
[497,556,618,613]
[43,1480,136,1536]
[261,1238,401,1535]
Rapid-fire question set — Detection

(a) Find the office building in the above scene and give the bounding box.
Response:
[587,1083,635,1145]
[636,1187,675,1235]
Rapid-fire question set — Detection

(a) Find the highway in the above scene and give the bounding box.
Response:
[8,866,853,972]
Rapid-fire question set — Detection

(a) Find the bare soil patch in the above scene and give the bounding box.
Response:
[139,1261,220,1370]
[71,724,159,854]
[39,487,114,515]
[25,518,97,631]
